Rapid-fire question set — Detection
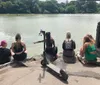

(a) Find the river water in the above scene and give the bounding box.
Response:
[0,14,99,57]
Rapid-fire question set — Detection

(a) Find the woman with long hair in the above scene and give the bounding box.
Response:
[11,33,27,61]
[79,34,97,64]
[34,32,57,62]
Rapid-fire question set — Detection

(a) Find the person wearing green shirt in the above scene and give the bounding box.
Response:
[78,34,97,64]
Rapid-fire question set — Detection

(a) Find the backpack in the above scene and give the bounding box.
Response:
[64,40,73,50]
[63,40,75,57]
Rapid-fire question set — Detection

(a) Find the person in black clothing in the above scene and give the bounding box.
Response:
[0,40,11,64]
[96,22,100,48]
[45,32,57,56]
[62,32,76,63]
[95,22,100,56]
[34,32,58,62]
[11,33,27,61]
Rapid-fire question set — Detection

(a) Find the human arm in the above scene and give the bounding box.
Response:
[52,39,55,47]
[21,42,27,52]
[33,40,44,44]
[79,42,88,57]
[62,40,65,50]
[10,42,27,55]
[15,42,27,55]
[72,40,76,49]
[82,43,88,54]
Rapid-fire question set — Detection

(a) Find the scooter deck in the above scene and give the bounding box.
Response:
[47,63,68,81]
[47,63,60,73]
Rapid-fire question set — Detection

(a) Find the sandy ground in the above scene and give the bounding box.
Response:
[0,56,100,85]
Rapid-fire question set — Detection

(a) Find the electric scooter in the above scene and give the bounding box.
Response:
[39,30,68,81]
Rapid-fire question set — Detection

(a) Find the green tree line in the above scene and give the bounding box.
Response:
[0,0,100,14]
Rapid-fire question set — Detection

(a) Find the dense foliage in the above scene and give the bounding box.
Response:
[0,0,99,14]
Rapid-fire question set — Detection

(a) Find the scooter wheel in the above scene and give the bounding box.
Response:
[60,69,68,81]
[41,60,45,66]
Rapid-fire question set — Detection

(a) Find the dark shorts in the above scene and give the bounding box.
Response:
[13,52,27,61]
[45,46,58,56]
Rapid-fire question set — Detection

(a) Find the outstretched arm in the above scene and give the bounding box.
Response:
[33,40,44,44]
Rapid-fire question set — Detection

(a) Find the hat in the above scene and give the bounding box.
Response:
[0,40,7,46]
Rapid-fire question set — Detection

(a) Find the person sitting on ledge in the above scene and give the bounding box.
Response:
[34,32,58,62]
[11,33,27,62]
[77,34,98,65]
[0,40,11,64]
[62,32,76,63]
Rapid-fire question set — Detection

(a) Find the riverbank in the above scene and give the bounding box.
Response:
[0,55,100,85]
